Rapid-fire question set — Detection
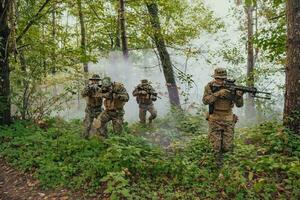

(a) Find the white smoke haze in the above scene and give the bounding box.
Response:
[57,42,284,126]
[60,50,211,123]
[55,0,284,127]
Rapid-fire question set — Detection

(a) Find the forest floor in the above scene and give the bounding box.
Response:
[0,113,299,199]
[0,158,84,200]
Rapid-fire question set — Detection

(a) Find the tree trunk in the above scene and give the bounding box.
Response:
[284,0,300,134]
[51,4,56,74]
[0,0,11,125]
[146,3,181,107]
[77,0,88,73]
[19,51,30,120]
[119,0,129,59]
[245,5,256,121]
[115,15,121,49]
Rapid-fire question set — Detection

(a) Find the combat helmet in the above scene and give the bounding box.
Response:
[212,68,227,79]
[102,76,112,87]
[141,79,149,85]
[89,74,101,80]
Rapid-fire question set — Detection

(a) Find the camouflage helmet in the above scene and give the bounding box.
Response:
[102,76,112,87]
[89,74,101,81]
[212,68,227,79]
[141,79,148,84]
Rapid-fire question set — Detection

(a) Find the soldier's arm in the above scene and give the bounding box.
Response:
[149,85,156,94]
[202,84,217,105]
[115,86,129,102]
[132,87,139,96]
[81,85,91,97]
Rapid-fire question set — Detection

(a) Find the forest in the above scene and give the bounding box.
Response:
[0,0,300,199]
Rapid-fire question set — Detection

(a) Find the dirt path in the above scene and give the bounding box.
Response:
[0,159,85,200]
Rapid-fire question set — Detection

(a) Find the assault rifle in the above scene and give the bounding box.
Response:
[213,79,271,99]
[209,79,271,114]
[137,85,161,99]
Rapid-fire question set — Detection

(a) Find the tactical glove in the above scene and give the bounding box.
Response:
[214,89,231,98]
[236,90,244,97]
[139,90,147,95]
[102,92,112,99]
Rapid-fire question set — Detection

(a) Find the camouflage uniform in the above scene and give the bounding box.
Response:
[202,68,244,153]
[81,74,103,139]
[132,79,157,124]
[95,77,129,137]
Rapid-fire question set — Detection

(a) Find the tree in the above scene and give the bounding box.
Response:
[146,2,180,107]
[0,0,11,125]
[284,0,300,134]
[245,2,256,120]
[77,0,88,72]
[119,0,129,59]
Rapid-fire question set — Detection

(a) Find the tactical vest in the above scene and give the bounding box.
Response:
[209,81,234,121]
[136,84,153,105]
[87,95,102,108]
[104,82,126,111]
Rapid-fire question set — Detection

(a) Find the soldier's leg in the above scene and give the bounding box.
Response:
[112,110,124,134]
[209,121,227,167]
[97,111,111,137]
[89,107,102,136]
[139,107,147,124]
[208,121,222,152]
[148,105,157,124]
[94,107,103,119]
[222,122,235,152]
[82,108,93,139]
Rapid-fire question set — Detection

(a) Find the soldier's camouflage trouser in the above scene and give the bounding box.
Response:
[208,120,235,153]
[97,109,124,137]
[82,106,102,139]
[139,104,157,124]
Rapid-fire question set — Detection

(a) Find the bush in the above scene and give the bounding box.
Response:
[0,117,299,199]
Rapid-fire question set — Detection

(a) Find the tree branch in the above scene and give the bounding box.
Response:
[16,0,51,43]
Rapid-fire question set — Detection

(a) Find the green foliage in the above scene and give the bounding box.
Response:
[253,0,286,63]
[101,171,130,199]
[1,116,300,199]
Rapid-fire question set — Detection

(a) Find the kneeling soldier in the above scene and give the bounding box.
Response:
[95,77,129,137]
[202,68,244,166]
[81,74,103,139]
[133,79,158,124]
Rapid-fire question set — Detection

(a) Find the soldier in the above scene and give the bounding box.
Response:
[81,74,103,139]
[202,68,244,165]
[94,77,129,137]
[132,79,158,124]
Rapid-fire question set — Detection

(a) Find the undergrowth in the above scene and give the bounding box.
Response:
[0,113,300,199]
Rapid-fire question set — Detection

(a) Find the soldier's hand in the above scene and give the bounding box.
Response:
[150,95,157,101]
[89,84,99,91]
[214,89,231,98]
[139,90,147,95]
[102,92,111,99]
[236,90,244,97]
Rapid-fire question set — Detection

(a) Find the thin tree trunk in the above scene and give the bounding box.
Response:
[77,0,88,72]
[284,0,300,134]
[146,3,181,107]
[19,52,30,120]
[115,12,121,49]
[119,0,129,59]
[9,0,17,55]
[51,4,56,74]
[245,5,256,121]
[0,0,11,125]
